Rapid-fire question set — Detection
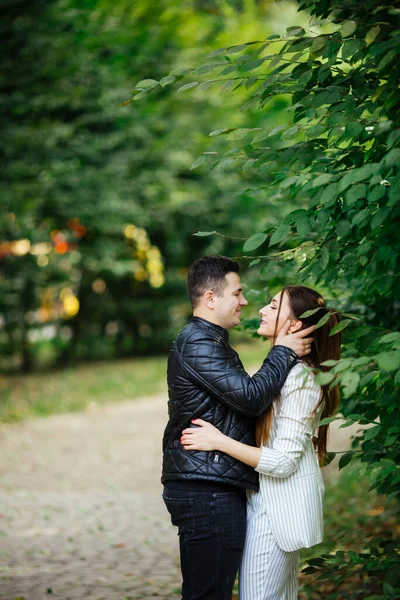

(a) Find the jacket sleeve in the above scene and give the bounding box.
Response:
[256,367,322,478]
[180,335,297,417]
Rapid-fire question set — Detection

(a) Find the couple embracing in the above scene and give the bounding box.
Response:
[162,255,340,600]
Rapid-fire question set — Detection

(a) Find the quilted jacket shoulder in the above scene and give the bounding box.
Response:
[162,317,298,491]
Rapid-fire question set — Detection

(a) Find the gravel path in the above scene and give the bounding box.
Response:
[0,393,356,600]
[0,395,181,600]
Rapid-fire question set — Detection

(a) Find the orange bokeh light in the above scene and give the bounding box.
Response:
[55,241,69,254]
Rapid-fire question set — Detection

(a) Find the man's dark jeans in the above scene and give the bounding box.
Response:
[163,486,247,600]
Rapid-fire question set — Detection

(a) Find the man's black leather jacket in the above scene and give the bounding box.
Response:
[162,317,298,491]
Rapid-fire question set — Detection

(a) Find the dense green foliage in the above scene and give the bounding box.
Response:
[132,0,400,596]
[1,0,304,371]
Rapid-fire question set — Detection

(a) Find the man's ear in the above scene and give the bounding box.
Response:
[204,290,215,310]
[289,319,302,334]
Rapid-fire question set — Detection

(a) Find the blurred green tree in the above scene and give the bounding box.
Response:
[1,0,302,370]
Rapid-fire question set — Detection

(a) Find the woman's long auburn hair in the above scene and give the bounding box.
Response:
[255,285,341,466]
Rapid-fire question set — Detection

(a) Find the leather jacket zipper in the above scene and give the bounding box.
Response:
[214,452,219,463]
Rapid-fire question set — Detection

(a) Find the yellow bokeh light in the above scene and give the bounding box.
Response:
[12,239,31,256]
[37,255,49,267]
[134,228,147,242]
[147,246,161,259]
[149,273,165,288]
[60,287,73,300]
[63,296,80,318]
[137,240,151,252]
[134,268,147,282]
[31,243,52,256]
[147,259,163,275]
[136,250,147,261]
[124,224,137,239]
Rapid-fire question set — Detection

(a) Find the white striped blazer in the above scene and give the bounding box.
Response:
[254,362,324,552]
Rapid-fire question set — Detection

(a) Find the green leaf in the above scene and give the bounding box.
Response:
[296,215,313,237]
[316,312,332,329]
[321,359,339,367]
[367,185,386,203]
[340,20,357,37]
[379,332,400,344]
[177,82,199,92]
[134,78,159,90]
[323,452,337,466]
[378,50,396,71]
[364,425,381,441]
[251,130,270,143]
[300,307,322,318]
[190,156,206,170]
[329,319,352,337]
[243,233,268,252]
[241,58,265,72]
[352,209,370,226]
[310,36,327,52]
[249,259,260,268]
[371,207,391,229]
[209,128,232,137]
[268,124,286,137]
[346,184,367,205]
[220,79,237,93]
[286,26,305,37]
[319,247,329,269]
[312,174,334,188]
[160,75,176,87]
[226,128,252,141]
[342,39,361,61]
[339,452,353,470]
[376,277,392,295]
[336,220,352,237]
[366,25,381,46]
[193,231,215,237]
[217,158,235,169]
[376,351,400,372]
[340,371,360,396]
[242,159,257,172]
[269,223,291,246]
[315,372,336,386]
[344,122,363,139]
[170,67,192,76]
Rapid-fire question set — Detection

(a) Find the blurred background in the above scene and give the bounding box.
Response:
[1,0,312,379]
[1,3,399,598]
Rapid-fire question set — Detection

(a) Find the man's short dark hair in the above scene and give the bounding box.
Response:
[187,255,240,309]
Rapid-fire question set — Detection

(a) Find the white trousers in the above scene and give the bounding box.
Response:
[239,491,299,600]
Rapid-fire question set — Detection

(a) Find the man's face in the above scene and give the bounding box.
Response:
[212,272,248,329]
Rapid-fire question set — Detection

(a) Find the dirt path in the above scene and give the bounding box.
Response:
[0,394,357,600]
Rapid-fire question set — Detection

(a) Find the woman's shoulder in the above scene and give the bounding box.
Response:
[281,361,321,406]
[284,361,316,386]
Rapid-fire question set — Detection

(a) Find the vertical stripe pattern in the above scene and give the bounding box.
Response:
[240,490,299,600]
[240,362,324,598]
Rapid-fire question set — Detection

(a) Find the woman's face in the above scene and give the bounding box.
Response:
[257,290,294,340]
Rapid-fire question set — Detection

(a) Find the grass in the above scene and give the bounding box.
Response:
[0,339,269,423]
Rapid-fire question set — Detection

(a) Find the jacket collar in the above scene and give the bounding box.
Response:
[190,316,229,342]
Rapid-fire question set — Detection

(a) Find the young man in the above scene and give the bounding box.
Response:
[162,256,314,600]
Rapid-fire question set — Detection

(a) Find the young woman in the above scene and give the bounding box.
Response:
[181,285,341,600]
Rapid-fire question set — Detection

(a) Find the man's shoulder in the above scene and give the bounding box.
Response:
[174,320,235,363]
[176,319,223,344]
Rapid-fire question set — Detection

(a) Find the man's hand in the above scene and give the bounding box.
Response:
[275,320,316,357]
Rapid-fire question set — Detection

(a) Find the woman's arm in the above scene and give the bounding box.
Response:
[255,370,322,478]
[181,419,261,468]
[182,368,322,479]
